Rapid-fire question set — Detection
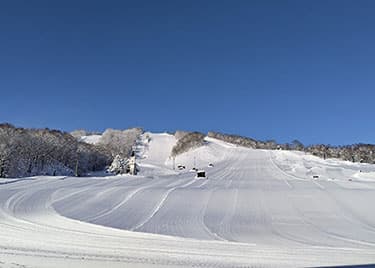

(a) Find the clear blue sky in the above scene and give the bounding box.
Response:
[1,1,374,145]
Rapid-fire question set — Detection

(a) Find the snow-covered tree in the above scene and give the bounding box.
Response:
[108,155,127,175]
[108,153,139,175]
[98,128,143,158]
[0,124,111,178]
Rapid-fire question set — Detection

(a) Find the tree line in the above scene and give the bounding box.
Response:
[171,131,206,157]
[0,124,145,178]
[0,124,112,178]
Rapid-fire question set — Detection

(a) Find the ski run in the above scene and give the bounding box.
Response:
[1,133,375,267]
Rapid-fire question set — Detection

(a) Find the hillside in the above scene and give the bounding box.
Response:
[1,132,375,267]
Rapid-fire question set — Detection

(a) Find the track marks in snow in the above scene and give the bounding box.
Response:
[311,179,325,189]
[200,190,228,242]
[86,179,161,222]
[268,153,294,189]
[131,178,197,231]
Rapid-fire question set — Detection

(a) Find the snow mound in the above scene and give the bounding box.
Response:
[79,134,102,144]
[353,171,375,181]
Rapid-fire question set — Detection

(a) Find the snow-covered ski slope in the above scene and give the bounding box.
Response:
[1,133,375,267]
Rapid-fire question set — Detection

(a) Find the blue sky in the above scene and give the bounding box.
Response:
[1,0,374,145]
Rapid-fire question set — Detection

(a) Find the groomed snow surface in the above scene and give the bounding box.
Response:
[1,133,375,267]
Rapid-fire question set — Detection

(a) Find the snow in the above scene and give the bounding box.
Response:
[79,134,102,144]
[1,133,375,267]
[136,132,177,176]
[271,149,375,183]
[353,171,375,182]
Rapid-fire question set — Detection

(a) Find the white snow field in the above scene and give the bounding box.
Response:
[78,134,102,144]
[1,133,375,267]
